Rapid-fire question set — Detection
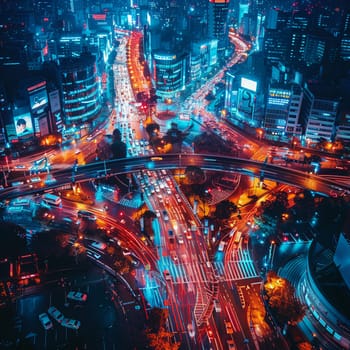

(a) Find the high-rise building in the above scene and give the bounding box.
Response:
[303,33,326,66]
[264,84,293,138]
[263,29,289,64]
[335,109,350,144]
[301,83,340,143]
[208,0,230,57]
[151,50,188,99]
[59,53,102,129]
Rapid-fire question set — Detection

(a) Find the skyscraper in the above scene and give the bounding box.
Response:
[208,0,230,58]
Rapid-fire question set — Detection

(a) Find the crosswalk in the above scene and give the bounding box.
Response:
[159,248,258,284]
[116,194,143,208]
[160,257,209,284]
[214,249,258,281]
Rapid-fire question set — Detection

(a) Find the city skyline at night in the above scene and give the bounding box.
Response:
[0,1,350,349]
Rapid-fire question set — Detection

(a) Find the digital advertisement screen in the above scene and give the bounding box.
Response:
[49,90,61,113]
[29,88,48,111]
[241,77,257,92]
[14,114,34,137]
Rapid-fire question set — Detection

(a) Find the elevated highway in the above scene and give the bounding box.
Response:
[1,153,349,200]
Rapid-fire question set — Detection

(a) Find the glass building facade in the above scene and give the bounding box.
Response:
[60,54,102,127]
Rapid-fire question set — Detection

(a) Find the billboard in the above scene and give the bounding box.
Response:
[267,88,291,106]
[48,90,61,113]
[241,77,257,92]
[38,116,50,136]
[14,113,34,137]
[29,88,48,112]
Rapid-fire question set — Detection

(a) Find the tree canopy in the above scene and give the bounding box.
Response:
[144,308,180,350]
[264,271,306,326]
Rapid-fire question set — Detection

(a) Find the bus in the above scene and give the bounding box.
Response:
[42,193,62,207]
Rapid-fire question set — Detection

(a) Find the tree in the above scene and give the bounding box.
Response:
[293,190,315,222]
[193,132,232,155]
[163,122,190,153]
[147,307,169,332]
[146,122,160,141]
[145,327,180,350]
[213,200,237,220]
[110,128,127,159]
[264,272,306,326]
[145,308,180,350]
[142,210,157,238]
[184,166,206,185]
[113,257,131,275]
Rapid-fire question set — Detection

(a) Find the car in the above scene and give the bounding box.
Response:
[187,323,195,338]
[214,300,222,312]
[14,164,26,169]
[175,193,182,203]
[48,306,64,323]
[225,320,234,334]
[67,291,88,302]
[39,313,53,330]
[163,270,172,281]
[227,340,235,349]
[207,326,214,340]
[170,251,178,263]
[122,247,131,256]
[162,210,169,221]
[185,230,192,239]
[91,241,107,250]
[176,235,184,244]
[77,210,96,221]
[62,318,81,330]
[87,250,101,260]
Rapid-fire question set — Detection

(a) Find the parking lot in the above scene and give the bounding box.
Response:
[6,264,145,349]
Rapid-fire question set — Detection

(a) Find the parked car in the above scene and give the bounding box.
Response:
[62,318,81,330]
[48,306,64,323]
[39,313,53,330]
[90,241,107,250]
[67,291,88,302]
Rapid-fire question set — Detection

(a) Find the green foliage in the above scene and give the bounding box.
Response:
[184,166,206,185]
[145,308,180,350]
[147,308,169,332]
[145,327,180,350]
[214,200,238,220]
[264,272,306,326]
